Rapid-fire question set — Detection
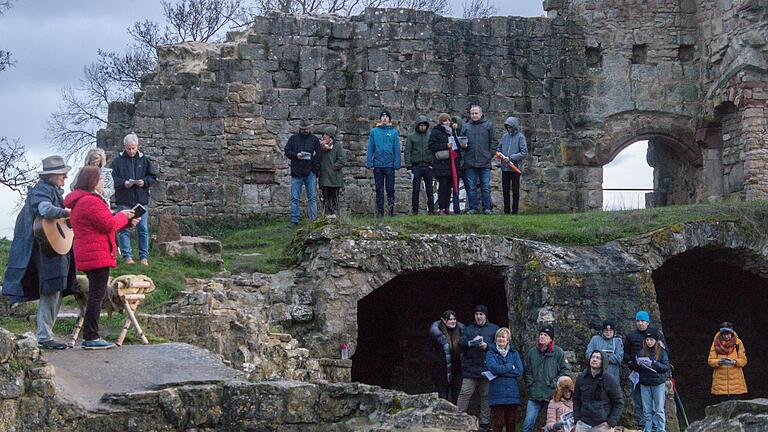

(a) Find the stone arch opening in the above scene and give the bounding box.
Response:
[352,265,509,395]
[652,247,768,423]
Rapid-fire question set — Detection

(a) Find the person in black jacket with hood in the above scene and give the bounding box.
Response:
[429,113,458,215]
[574,350,624,431]
[424,310,465,403]
[284,119,321,226]
[111,133,157,265]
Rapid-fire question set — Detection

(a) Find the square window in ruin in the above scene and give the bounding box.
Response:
[678,45,695,62]
[586,47,603,68]
[631,44,647,65]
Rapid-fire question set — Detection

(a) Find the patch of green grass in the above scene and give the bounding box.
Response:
[0,238,10,284]
[337,200,768,246]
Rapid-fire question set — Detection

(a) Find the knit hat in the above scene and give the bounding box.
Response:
[719,321,735,334]
[644,328,660,340]
[322,126,336,139]
[635,311,650,322]
[379,110,392,120]
[539,325,555,340]
[474,305,489,316]
[602,320,616,331]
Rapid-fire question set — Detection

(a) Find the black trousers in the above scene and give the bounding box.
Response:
[436,176,453,211]
[501,171,521,214]
[322,187,341,215]
[435,375,463,405]
[411,165,434,214]
[83,267,111,341]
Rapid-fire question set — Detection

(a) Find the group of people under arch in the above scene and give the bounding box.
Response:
[424,307,748,432]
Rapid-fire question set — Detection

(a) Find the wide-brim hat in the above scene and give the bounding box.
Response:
[38,155,72,175]
[299,119,312,129]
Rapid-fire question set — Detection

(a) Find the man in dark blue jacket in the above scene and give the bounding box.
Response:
[461,105,497,214]
[284,119,321,226]
[456,305,499,430]
[111,133,157,265]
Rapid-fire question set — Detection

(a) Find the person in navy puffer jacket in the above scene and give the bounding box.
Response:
[486,327,524,432]
[366,110,401,216]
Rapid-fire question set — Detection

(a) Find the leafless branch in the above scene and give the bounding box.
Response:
[0,0,16,73]
[461,0,497,18]
[0,137,37,196]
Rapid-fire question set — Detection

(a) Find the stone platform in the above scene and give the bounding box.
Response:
[46,342,243,411]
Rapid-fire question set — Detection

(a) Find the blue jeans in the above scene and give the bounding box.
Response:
[523,399,549,432]
[465,167,491,211]
[117,204,149,261]
[373,167,395,215]
[290,173,317,224]
[641,383,666,432]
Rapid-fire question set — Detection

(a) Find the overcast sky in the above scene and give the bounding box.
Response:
[0,1,649,238]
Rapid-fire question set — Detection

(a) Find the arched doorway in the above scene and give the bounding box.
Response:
[652,247,768,423]
[352,265,509,395]
[602,140,653,210]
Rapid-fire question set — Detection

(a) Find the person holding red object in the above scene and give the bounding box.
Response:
[64,166,138,350]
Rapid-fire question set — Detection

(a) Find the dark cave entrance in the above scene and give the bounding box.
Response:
[652,247,768,422]
[352,265,509,396]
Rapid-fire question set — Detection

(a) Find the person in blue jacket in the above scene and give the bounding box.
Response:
[366,110,401,216]
[486,327,524,432]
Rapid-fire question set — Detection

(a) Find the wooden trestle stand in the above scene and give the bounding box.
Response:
[68,274,155,347]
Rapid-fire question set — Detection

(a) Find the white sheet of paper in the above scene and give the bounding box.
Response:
[482,371,497,381]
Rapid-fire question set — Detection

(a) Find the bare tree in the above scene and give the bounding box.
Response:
[240,0,450,19]
[0,137,37,196]
[0,0,15,73]
[462,0,497,18]
[47,0,243,160]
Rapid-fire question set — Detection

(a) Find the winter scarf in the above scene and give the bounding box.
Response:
[497,344,510,357]
[714,333,737,355]
[538,340,554,354]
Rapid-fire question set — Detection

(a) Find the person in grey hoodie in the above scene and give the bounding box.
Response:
[585,320,624,380]
[497,116,528,214]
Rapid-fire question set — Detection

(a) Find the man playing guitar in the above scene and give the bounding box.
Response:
[2,155,77,350]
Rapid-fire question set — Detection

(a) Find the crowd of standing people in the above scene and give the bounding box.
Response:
[424,308,749,432]
[285,104,528,223]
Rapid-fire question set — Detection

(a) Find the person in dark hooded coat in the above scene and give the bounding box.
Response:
[2,155,77,350]
[573,350,624,431]
[404,115,434,214]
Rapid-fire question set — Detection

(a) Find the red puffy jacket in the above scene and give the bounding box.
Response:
[64,190,129,271]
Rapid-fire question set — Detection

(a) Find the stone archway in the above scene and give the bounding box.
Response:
[652,246,768,423]
[351,265,510,395]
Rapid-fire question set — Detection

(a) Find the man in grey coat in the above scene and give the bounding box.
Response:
[461,105,497,214]
[585,320,624,379]
[2,155,76,350]
[497,116,528,214]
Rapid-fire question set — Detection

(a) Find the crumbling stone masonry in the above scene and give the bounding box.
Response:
[99,1,768,217]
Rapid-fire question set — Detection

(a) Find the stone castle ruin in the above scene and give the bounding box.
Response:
[99,0,768,217]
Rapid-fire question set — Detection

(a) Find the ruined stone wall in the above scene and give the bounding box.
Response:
[99,3,768,217]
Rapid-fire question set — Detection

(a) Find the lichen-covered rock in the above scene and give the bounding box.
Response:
[156,236,224,266]
[688,399,768,432]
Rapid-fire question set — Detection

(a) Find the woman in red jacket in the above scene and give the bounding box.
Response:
[64,166,137,350]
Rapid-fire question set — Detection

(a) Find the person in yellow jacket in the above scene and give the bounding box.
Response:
[707,322,747,404]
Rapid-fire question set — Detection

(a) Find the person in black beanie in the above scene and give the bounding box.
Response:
[456,304,499,430]
[366,109,401,216]
[523,325,571,432]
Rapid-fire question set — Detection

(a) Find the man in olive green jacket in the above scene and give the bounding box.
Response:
[523,326,571,432]
[319,127,346,216]
[403,115,434,214]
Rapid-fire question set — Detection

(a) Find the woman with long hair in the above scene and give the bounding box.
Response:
[544,376,574,432]
[71,148,114,203]
[707,321,747,404]
[64,166,137,350]
[486,327,523,432]
[429,113,457,215]
[424,309,465,403]
[638,329,669,432]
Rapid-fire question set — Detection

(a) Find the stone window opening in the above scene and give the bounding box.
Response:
[586,46,603,68]
[602,140,654,210]
[352,265,509,403]
[631,44,648,65]
[678,44,695,62]
[653,247,768,426]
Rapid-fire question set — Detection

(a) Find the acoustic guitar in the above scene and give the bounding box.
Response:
[33,216,74,256]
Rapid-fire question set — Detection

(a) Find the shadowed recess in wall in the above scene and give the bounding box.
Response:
[352,265,509,396]
[653,247,768,425]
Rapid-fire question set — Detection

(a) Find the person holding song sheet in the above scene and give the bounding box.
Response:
[496,117,528,214]
[486,327,523,432]
[65,166,139,350]
[2,155,76,350]
[111,133,156,265]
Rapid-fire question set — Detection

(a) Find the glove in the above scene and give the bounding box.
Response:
[718,358,730,366]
